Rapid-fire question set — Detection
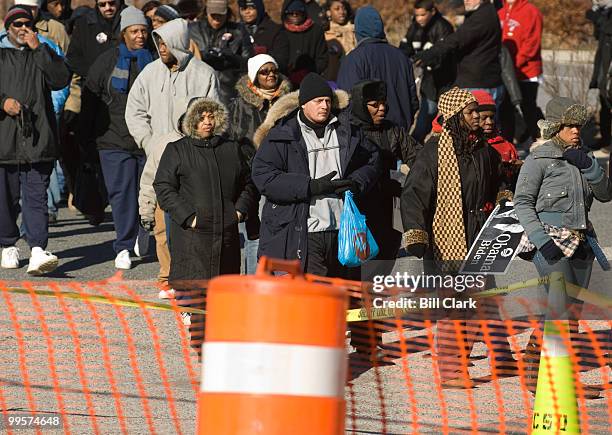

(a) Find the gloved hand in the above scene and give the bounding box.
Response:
[563,148,592,170]
[539,239,564,265]
[309,171,337,196]
[334,179,359,195]
[406,243,426,259]
[141,218,154,231]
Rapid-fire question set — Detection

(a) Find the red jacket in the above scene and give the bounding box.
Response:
[498,0,543,81]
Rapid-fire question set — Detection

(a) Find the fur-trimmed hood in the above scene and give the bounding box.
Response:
[181,98,228,139]
[252,89,350,148]
[235,74,293,111]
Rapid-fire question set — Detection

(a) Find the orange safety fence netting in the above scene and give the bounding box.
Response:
[0,274,610,434]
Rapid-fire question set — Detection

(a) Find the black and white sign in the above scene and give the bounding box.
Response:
[460,202,525,275]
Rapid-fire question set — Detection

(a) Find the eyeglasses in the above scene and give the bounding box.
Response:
[11,21,33,28]
[97,1,116,8]
[258,68,278,76]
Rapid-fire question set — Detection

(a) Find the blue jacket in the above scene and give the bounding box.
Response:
[514,140,612,249]
[251,90,381,267]
[0,31,69,115]
[337,38,419,130]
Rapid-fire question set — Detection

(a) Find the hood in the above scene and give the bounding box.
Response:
[281,0,306,21]
[243,0,266,25]
[235,74,293,110]
[354,5,385,41]
[181,97,228,139]
[253,88,350,148]
[153,18,192,69]
[350,79,386,126]
[40,0,72,22]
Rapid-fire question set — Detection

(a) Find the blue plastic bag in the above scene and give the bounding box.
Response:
[338,191,379,267]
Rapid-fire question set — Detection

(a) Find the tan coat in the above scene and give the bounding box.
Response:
[36,18,70,53]
[324,21,355,56]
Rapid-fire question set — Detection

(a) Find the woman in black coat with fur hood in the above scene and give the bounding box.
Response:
[153,98,258,287]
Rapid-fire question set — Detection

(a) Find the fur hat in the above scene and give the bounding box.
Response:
[181,97,228,138]
[537,96,588,139]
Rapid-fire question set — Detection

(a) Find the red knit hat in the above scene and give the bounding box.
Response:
[471,90,496,112]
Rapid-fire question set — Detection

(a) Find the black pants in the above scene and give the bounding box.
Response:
[500,81,543,143]
[599,94,611,147]
[306,231,360,279]
[0,162,53,249]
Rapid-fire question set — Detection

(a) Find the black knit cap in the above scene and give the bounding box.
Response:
[299,73,333,106]
[4,6,34,29]
[155,4,180,22]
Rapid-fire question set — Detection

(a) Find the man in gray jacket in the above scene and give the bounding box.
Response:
[126,18,220,293]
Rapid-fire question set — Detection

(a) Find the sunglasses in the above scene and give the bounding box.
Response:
[11,21,33,28]
[97,1,116,7]
[258,68,278,76]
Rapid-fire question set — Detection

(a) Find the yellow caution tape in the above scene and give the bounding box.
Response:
[1,286,206,315]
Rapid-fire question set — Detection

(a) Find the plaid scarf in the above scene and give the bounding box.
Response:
[432,88,477,272]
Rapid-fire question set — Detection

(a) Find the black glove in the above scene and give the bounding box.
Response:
[141,218,154,231]
[539,239,564,265]
[563,148,592,170]
[333,179,359,195]
[309,171,338,196]
[406,243,426,259]
[19,105,33,138]
[63,110,78,128]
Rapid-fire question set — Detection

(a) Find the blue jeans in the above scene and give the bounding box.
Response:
[239,222,259,275]
[98,150,145,254]
[47,161,64,215]
[413,98,438,143]
[532,247,593,320]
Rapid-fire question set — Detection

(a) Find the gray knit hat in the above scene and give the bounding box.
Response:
[120,6,148,32]
[537,96,588,139]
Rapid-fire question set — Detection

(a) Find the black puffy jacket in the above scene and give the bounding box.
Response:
[0,45,71,164]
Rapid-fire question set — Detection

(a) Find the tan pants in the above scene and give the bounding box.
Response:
[154,205,170,286]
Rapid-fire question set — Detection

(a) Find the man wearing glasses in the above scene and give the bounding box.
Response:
[66,0,124,81]
[0,6,71,275]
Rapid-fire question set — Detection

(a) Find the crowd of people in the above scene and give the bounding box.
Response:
[0,0,611,387]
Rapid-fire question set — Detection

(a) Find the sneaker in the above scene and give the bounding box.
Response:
[134,226,150,257]
[1,247,20,269]
[114,249,132,270]
[27,247,58,275]
[181,312,191,326]
[158,288,176,299]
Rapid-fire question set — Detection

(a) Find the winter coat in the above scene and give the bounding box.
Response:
[81,46,152,154]
[126,19,220,154]
[228,74,293,148]
[415,2,502,89]
[244,14,290,73]
[350,81,422,260]
[34,15,70,54]
[0,44,71,164]
[324,21,356,82]
[0,31,69,116]
[139,130,182,223]
[251,90,381,267]
[498,0,543,81]
[514,140,612,249]
[281,0,329,86]
[400,136,502,267]
[188,19,254,105]
[153,98,258,283]
[66,1,126,78]
[399,12,455,101]
[227,73,293,239]
[337,38,420,130]
[587,6,612,104]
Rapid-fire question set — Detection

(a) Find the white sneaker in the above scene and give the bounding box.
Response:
[181,312,191,326]
[1,247,20,269]
[114,249,132,270]
[158,288,175,299]
[134,227,150,257]
[27,247,58,275]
